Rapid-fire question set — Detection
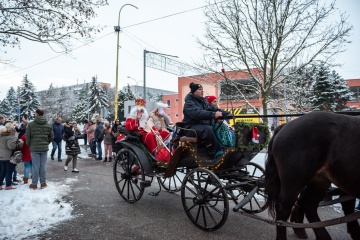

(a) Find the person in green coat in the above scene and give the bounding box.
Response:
[26,109,54,190]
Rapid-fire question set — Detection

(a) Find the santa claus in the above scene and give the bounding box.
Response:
[125,99,166,155]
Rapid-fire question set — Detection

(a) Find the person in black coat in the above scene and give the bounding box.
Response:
[94,119,104,160]
[183,82,230,158]
[63,121,82,172]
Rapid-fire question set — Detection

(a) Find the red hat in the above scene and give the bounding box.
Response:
[205,95,217,103]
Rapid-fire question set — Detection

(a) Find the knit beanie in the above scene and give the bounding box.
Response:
[205,96,217,103]
[189,82,202,93]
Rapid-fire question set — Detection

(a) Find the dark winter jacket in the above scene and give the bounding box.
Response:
[94,122,104,142]
[63,123,81,156]
[183,93,229,125]
[25,116,54,152]
[15,124,27,139]
[53,122,64,143]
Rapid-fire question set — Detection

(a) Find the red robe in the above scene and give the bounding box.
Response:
[125,118,158,154]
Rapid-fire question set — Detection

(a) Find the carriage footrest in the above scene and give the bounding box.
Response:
[140,180,151,188]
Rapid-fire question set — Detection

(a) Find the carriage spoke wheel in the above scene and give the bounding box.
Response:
[113,148,145,203]
[181,168,229,231]
[236,162,266,213]
[159,167,186,192]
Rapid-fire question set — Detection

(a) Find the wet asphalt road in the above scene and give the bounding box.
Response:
[18,155,356,240]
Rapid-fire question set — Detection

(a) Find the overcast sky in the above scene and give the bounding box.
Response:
[0,0,359,100]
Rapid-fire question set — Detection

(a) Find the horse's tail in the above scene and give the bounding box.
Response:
[265,124,285,218]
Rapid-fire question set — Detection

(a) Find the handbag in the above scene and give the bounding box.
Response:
[9,139,23,164]
[10,151,23,164]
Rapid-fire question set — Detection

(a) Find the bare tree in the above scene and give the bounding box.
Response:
[198,0,352,124]
[0,0,108,55]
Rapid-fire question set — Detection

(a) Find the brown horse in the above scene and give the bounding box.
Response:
[265,111,360,240]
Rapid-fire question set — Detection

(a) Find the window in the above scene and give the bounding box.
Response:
[166,99,171,108]
[349,87,360,102]
[128,106,132,114]
[175,98,178,102]
[175,114,178,118]
[219,78,259,100]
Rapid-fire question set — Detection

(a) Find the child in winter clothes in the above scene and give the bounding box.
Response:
[20,133,32,184]
[63,121,82,172]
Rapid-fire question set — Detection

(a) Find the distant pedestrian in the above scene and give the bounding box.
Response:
[51,117,64,162]
[86,119,96,158]
[94,119,104,160]
[271,124,275,135]
[102,121,113,162]
[26,109,54,190]
[82,119,89,149]
[63,121,82,172]
[15,118,28,139]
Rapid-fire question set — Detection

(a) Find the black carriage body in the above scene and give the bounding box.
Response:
[117,140,156,175]
[113,121,269,231]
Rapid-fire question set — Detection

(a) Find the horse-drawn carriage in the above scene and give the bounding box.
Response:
[113,119,270,231]
[113,111,360,239]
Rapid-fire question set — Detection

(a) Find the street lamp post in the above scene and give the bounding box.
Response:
[114,4,138,120]
[127,76,142,98]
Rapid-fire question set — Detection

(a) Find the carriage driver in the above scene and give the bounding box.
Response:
[183,82,231,159]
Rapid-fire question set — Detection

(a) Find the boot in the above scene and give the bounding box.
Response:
[108,157,112,163]
[23,178,28,184]
[103,157,107,162]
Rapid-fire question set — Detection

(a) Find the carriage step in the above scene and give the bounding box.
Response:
[140,180,151,188]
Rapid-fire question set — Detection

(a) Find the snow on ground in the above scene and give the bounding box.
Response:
[0,178,77,240]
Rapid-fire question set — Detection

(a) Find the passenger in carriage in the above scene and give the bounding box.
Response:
[125,99,166,155]
[205,96,235,147]
[183,83,231,159]
[147,102,172,145]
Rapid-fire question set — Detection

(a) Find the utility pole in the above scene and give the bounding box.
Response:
[114,4,138,119]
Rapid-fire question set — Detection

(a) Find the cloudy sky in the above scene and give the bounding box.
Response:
[0,0,359,100]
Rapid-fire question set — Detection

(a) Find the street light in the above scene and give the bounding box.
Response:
[114,4,138,120]
[127,76,142,98]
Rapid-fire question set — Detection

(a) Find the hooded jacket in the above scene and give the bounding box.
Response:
[26,116,54,152]
[183,92,229,125]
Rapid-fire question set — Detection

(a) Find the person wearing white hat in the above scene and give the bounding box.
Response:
[147,102,172,145]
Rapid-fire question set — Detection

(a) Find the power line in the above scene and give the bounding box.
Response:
[1,1,226,76]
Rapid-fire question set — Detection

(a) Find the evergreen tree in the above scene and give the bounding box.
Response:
[309,63,352,111]
[284,66,315,113]
[5,87,19,120]
[0,99,5,116]
[88,76,109,116]
[19,75,40,120]
[71,83,90,122]
[331,70,353,111]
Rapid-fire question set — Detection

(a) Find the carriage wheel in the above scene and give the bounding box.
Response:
[158,167,186,192]
[237,162,266,213]
[113,148,145,203]
[181,168,229,231]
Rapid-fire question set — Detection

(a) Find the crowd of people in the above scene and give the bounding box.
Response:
[0,109,121,191]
